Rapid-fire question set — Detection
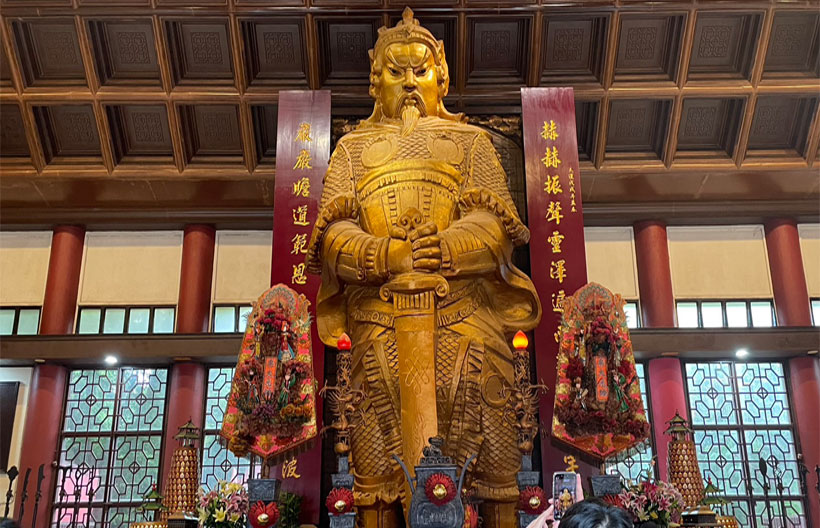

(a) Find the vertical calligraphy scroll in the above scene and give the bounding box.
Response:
[521,88,591,476]
[271,90,331,523]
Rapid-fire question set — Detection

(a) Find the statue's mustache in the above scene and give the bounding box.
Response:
[399,92,428,116]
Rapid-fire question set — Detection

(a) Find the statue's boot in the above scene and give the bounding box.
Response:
[479,499,518,528]
[355,500,404,528]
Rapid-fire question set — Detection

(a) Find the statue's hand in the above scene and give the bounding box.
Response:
[386,237,413,275]
[409,221,441,271]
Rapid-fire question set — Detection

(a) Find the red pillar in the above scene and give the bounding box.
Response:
[634,220,688,480]
[647,358,689,482]
[16,226,84,527]
[789,357,820,527]
[40,225,85,334]
[765,218,818,526]
[764,218,812,327]
[633,220,676,328]
[15,365,68,528]
[161,225,213,483]
[176,225,216,334]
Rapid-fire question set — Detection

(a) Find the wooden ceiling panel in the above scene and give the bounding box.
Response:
[575,99,599,163]
[106,104,173,163]
[10,19,87,87]
[676,97,744,158]
[33,104,102,163]
[614,14,684,83]
[747,95,818,158]
[688,12,761,81]
[316,17,380,87]
[0,103,30,158]
[178,103,243,164]
[164,18,234,86]
[251,104,277,166]
[87,19,161,86]
[541,14,608,86]
[388,14,458,88]
[241,18,309,89]
[763,11,820,78]
[1,44,13,87]
[605,98,671,160]
[466,15,532,87]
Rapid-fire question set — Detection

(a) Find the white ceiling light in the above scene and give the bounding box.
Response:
[104,355,119,366]
[735,348,749,359]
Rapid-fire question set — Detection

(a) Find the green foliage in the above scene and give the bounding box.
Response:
[278,492,302,528]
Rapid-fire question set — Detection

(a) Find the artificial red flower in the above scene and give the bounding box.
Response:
[325,487,354,515]
[519,486,547,514]
[249,501,279,528]
[566,356,584,380]
[424,473,456,506]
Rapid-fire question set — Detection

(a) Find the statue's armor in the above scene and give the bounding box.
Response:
[308,116,540,528]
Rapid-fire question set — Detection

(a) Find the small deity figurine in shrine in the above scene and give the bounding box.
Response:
[306,8,541,527]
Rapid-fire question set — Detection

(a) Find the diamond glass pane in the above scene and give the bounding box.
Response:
[744,429,800,495]
[213,306,237,333]
[17,308,40,334]
[702,302,724,328]
[686,362,738,425]
[78,308,102,334]
[55,436,110,503]
[694,429,748,496]
[726,302,749,327]
[152,308,175,333]
[103,308,126,334]
[205,367,234,430]
[109,435,162,503]
[63,370,118,432]
[750,301,774,328]
[0,309,15,335]
[677,302,699,327]
[735,362,790,425]
[127,309,150,334]
[754,500,806,528]
[200,433,255,490]
[116,369,167,432]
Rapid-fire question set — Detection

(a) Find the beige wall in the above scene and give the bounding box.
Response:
[668,225,773,299]
[212,231,272,304]
[798,224,820,297]
[0,231,52,306]
[79,231,183,305]
[584,227,640,299]
[0,367,32,512]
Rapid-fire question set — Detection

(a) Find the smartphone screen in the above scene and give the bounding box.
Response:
[552,472,577,521]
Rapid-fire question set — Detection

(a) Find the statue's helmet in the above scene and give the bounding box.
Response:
[368,7,450,103]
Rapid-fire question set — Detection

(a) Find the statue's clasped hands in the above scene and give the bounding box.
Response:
[386,208,442,274]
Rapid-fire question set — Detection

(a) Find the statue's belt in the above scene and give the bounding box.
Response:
[349,283,481,328]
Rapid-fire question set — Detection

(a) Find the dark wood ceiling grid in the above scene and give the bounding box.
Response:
[0,1,818,214]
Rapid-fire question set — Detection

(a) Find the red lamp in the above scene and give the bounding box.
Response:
[512,330,529,351]
[337,332,352,351]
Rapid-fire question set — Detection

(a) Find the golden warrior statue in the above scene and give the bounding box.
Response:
[307,9,541,527]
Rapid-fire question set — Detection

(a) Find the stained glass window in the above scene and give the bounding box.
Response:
[200,367,260,490]
[685,361,806,528]
[606,363,655,483]
[52,368,168,528]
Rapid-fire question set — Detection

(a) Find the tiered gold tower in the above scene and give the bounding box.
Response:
[665,412,705,507]
[161,420,201,520]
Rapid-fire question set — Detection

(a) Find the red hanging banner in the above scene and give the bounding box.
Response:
[521,87,590,475]
[270,89,331,523]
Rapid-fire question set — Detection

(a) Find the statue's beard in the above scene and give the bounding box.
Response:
[398,94,428,137]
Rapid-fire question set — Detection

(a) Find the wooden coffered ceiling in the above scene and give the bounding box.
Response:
[0,0,819,225]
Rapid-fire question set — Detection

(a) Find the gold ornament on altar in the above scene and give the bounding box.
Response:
[665,412,705,508]
[306,7,541,526]
[163,420,201,519]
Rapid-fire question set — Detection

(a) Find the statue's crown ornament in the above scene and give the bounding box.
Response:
[370,7,444,64]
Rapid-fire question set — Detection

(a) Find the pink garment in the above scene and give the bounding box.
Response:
[525,474,584,528]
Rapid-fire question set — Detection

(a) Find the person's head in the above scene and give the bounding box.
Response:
[559,499,632,528]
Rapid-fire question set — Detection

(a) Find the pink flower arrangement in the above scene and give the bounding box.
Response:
[197,481,249,528]
[605,476,684,526]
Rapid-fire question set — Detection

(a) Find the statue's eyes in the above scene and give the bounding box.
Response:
[389,67,401,76]
[416,68,428,76]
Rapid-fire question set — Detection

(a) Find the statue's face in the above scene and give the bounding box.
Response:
[377,42,439,119]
